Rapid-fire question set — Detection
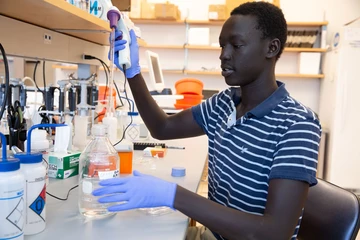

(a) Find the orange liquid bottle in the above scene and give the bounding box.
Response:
[114,139,134,174]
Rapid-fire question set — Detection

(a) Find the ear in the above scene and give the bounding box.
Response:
[265,38,281,59]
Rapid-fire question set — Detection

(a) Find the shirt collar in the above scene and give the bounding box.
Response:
[230,81,289,118]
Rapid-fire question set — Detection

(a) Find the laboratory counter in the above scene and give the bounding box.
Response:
[25,135,208,240]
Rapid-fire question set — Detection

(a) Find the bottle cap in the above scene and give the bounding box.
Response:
[171,167,186,177]
[15,153,43,164]
[128,111,139,116]
[92,124,108,136]
[0,158,20,172]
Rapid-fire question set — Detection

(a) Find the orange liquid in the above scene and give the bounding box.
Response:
[88,156,118,177]
[118,151,133,174]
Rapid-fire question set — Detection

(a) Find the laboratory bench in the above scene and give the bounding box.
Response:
[25,136,208,240]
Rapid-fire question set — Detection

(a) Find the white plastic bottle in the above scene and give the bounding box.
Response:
[15,152,46,235]
[24,129,50,153]
[0,158,25,240]
[24,129,51,186]
[102,113,118,145]
[125,112,149,141]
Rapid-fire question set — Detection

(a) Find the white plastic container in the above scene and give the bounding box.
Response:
[0,158,25,240]
[15,153,46,235]
[24,129,50,152]
[125,112,149,141]
[102,113,118,145]
[24,129,51,186]
[115,110,127,140]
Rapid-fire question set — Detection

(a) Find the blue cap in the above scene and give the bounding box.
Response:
[128,111,139,116]
[0,158,20,172]
[15,153,43,164]
[171,167,186,177]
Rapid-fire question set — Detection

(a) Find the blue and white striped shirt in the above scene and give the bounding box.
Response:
[192,81,321,240]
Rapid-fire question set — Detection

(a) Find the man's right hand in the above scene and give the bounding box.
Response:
[112,29,141,79]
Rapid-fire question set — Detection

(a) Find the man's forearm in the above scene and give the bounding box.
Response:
[127,73,168,139]
[174,186,292,240]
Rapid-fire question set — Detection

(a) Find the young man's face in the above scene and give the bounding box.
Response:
[219,15,269,86]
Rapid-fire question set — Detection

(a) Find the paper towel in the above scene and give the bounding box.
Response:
[54,126,70,153]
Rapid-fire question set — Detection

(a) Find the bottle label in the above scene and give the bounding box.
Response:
[98,170,119,180]
[26,178,46,229]
[0,185,24,239]
[90,0,105,18]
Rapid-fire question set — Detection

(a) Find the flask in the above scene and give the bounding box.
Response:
[0,133,25,240]
[78,124,120,218]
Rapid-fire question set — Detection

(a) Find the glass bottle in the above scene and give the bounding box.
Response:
[78,124,120,219]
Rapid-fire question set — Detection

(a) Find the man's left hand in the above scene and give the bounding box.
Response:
[92,170,177,212]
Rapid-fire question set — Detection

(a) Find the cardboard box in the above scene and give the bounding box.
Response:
[129,0,142,18]
[226,0,250,17]
[47,152,81,179]
[112,0,131,11]
[154,3,180,20]
[143,147,167,158]
[208,5,227,21]
[141,0,155,19]
[225,0,280,17]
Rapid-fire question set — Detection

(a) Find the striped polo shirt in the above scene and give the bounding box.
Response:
[192,81,321,240]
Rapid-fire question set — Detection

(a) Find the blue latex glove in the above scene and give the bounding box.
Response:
[92,170,177,212]
[111,29,140,79]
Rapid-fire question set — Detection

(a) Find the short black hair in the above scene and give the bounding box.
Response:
[231,2,287,60]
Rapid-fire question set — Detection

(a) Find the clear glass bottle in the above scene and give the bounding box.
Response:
[78,124,120,219]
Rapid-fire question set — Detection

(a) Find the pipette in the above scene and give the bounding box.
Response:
[104,7,131,144]
[106,6,131,115]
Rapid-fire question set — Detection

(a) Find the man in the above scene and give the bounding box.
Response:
[92,2,321,240]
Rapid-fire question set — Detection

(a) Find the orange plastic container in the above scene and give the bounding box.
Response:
[98,85,116,106]
[118,151,133,174]
[114,141,134,174]
[174,103,193,110]
[175,78,204,95]
[176,94,203,106]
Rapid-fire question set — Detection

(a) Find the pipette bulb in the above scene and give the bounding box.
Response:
[107,6,121,29]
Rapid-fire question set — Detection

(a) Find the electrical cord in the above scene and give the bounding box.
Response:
[33,61,44,95]
[113,65,133,146]
[113,81,124,107]
[42,61,46,92]
[0,43,10,119]
[83,54,124,107]
[46,185,79,201]
[94,112,105,121]
[40,154,79,201]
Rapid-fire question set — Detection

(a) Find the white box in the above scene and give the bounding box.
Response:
[188,28,210,46]
[298,52,321,74]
